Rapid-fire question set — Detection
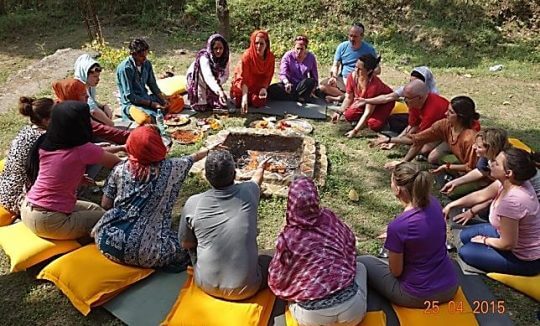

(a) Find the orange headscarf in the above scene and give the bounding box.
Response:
[232,30,275,93]
[126,125,167,180]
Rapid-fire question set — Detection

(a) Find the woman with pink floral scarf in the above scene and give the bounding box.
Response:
[268,177,367,326]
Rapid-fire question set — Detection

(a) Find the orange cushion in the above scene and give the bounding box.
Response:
[391,102,409,115]
[0,222,80,272]
[0,205,15,227]
[38,244,154,315]
[487,272,540,301]
[161,268,275,326]
[508,138,532,153]
[391,287,478,326]
[168,94,185,113]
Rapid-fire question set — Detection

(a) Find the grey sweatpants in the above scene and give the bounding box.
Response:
[357,255,457,308]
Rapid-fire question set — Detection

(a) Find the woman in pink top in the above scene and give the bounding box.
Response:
[446,148,540,275]
[21,101,120,240]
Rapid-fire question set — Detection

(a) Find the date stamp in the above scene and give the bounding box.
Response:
[424,300,506,314]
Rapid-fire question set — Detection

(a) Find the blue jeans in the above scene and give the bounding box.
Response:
[459,223,540,276]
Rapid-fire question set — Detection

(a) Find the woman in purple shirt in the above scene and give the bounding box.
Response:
[268,35,319,102]
[358,162,458,308]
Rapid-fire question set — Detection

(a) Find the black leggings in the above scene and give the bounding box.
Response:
[267,78,317,101]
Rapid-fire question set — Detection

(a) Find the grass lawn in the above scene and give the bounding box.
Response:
[0,23,538,325]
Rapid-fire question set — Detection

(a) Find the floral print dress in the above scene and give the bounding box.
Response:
[0,125,43,215]
[93,156,193,269]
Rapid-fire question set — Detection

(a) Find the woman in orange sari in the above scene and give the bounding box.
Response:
[231,30,275,114]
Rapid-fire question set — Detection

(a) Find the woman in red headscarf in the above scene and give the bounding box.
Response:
[230,30,275,114]
[92,125,217,271]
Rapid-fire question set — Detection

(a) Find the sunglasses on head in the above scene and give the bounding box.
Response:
[90,66,102,73]
[295,36,308,42]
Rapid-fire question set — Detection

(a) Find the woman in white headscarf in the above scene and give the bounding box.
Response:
[53,54,114,126]
[351,66,438,107]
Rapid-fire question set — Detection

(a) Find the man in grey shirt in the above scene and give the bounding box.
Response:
[179,150,270,300]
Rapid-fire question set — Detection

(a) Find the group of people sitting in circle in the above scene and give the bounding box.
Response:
[0,21,538,326]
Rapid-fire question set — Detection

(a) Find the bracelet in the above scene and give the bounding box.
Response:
[445,162,452,170]
[483,236,488,245]
[385,135,392,144]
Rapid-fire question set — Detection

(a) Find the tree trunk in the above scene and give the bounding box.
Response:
[0,0,6,15]
[215,0,231,40]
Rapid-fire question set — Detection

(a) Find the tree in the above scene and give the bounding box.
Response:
[215,0,230,40]
[0,0,6,15]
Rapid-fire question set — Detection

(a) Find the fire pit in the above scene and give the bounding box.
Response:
[191,127,328,196]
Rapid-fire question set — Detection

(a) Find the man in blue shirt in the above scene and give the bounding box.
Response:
[319,23,379,102]
[116,38,169,124]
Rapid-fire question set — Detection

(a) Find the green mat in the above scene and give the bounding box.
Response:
[248,98,329,120]
[103,271,188,326]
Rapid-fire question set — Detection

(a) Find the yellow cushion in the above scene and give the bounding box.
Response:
[157,75,187,96]
[38,244,154,315]
[0,205,15,227]
[0,157,5,172]
[0,222,80,272]
[129,106,153,125]
[391,287,478,326]
[487,272,540,301]
[508,138,532,153]
[391,101,409,115]
[285,308,386,326]
[162,268,276,326]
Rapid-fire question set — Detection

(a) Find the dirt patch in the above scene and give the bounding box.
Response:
[0,48,96,113]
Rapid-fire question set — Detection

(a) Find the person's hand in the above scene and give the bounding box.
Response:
[159,93,170,107]
[259,88,267,99]
[345,128,359,138]
[351,98,366,109]
[331,112,341,124]
[241,96,249,114]
[471,235,486,245]
[284,82,292,93]
[442,203,453,218]
[258,157,271,170]
[440,180,457,195]
[328,77,337,87]
[453,209,475,225]
[369,134,390,148]
[380,143,395,150]
[151,101,166,110]
[80,174,96,186]
[384,160,402,170]
[103,104,113,118]
[429,165,447,174]
[218,90,228,106]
